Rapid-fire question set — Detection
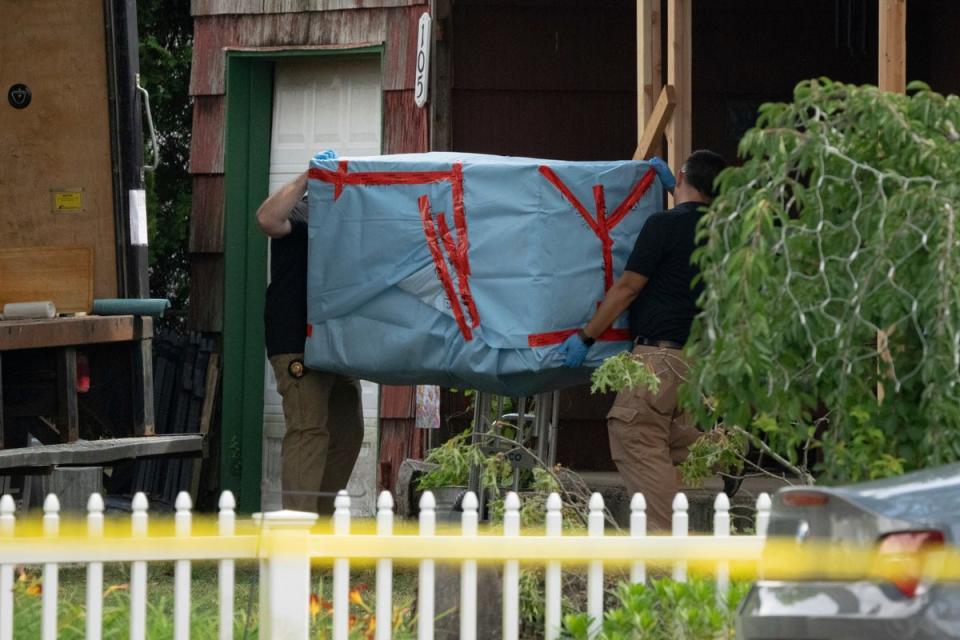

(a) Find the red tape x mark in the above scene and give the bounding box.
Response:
[309,162,480,341]
[419,195,473,341]
[528,166,656,348]
[538,166,656,291]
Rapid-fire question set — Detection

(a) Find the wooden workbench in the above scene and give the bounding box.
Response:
[0,315,201,467]
[0,315,151,351]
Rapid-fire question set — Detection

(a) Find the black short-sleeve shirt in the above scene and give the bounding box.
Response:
[264,198,309,357]
[624,200,707,344]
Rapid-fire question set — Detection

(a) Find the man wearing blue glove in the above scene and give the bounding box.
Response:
[559,150,726,531]
[256,150,364,515]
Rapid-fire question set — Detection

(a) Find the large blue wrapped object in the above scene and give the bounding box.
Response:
[304,152,663,395]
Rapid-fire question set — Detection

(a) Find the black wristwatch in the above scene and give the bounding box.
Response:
[577,329,596,347]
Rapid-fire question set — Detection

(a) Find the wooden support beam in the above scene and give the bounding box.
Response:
[666,0,692,189]
[0,435,204,470]
[129,317,155,437]
[0,353,4,450]
[190,353,220,501]
[637,0,663,157]
[56,347,79,443]
[878,0,907,93]
[634,85,676,160]
[877,0,906,403]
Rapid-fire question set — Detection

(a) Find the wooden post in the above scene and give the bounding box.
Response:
[877,0,905,403]
[637,0,663,157]
[218,491,236,640]
[544,493,562,640]
[56,347,79,443]
[0,353,4,450]
[878,0,907,93]
[418,491,437,640]
[666,0,692,188]
[634,86,676,161]
[190,352,220,500]
[256,509,318,640]
[131,316,155,437]
[0,495,15,640]
[130,492,148,640]
[586,493,605,638]
[174,492,193,640]
[629,493,647,584]
[376,492,394,640]
[333,491,351,640]
[671,492,689,582]
[42,495,60,640]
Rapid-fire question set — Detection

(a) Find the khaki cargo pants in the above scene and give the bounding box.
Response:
[270,353,365,514]
[607,344,702,532]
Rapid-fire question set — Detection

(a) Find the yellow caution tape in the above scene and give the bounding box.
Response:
[0,517,953,584]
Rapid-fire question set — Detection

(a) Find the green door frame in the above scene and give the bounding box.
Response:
[221,46,384,513]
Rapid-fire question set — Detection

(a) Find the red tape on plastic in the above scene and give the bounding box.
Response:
[309,163,480,339]
[436,213,478,330]
[539,166,656,295]
[538,166,601,235]
[608,168,656,228]
[527,328,632,347]
[450,164,479,326]
[308,163,656,346]
[418,196,473,341]
[309,166,454,195]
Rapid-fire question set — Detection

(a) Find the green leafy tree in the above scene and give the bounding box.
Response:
[138,0,193,320]
[683,79,960,482]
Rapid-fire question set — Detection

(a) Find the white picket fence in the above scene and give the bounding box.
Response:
[0,489,772,640]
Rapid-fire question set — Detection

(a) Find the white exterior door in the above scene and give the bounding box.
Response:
[262,55,382,514]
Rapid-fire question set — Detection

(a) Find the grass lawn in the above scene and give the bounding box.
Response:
[11,561,419,639]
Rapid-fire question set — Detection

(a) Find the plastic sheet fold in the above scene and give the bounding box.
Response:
[304,152,663,395]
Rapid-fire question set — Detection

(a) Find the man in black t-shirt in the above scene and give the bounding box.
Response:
[558,150,727,531]
[256,161,364,515]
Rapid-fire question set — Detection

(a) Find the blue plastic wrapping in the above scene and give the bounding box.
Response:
[304,152,663,395]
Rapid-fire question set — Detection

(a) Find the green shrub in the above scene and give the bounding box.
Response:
[686,79,960,481]
[416,430,512,491]
[561,578,749,640]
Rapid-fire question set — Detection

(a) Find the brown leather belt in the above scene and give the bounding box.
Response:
[634,337,683,349]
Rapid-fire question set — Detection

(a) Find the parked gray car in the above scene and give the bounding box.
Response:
[737,463,960,639]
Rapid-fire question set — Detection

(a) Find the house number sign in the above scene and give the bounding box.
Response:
[414,13,431,108]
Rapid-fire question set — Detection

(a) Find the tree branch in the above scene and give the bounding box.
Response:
[730,424,816,485]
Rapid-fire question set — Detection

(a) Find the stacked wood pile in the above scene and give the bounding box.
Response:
[131,331,219,506]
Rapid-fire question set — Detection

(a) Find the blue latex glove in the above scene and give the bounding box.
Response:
[649,156,676,191]
[559,332,590,367]
[312,149,338,163]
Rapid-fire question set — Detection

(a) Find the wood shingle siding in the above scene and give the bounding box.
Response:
[380,385,416,419]
[188,2,431,308]
[302,9,388,48]
[189,175,225,254]
[189,16,239,96]
[189,96,226,175]
[383,90,428,153]
[190,2,430,500]
[189,255,225,331]
[382,5,418,90]
[192,0,426,16]
[192,0,266,15]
